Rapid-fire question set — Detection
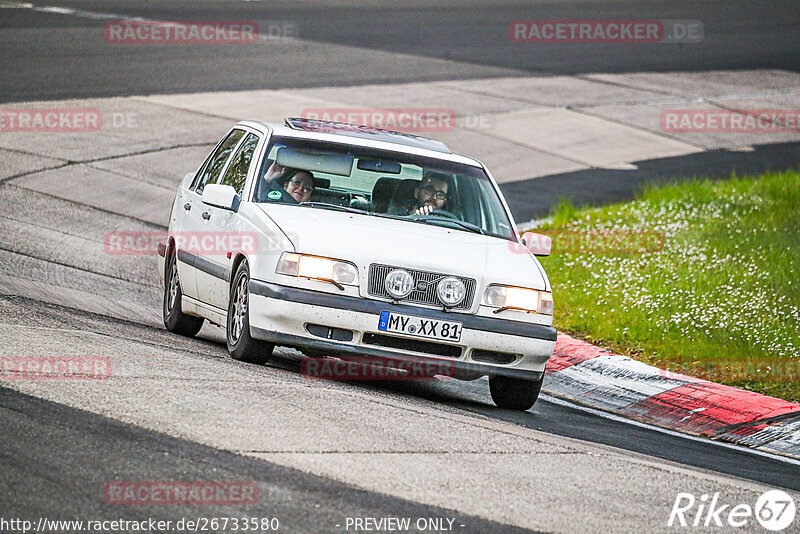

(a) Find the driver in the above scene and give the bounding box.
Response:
[390,173,449,215]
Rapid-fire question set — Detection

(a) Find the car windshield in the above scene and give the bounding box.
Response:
[252,136,516,240]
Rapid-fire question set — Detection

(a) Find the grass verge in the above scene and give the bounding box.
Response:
[533,170,800,402]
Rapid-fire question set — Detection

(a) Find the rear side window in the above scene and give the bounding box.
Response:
[192,129,245,194]
[219,133,260,195]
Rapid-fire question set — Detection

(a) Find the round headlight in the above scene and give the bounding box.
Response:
[483,285,507,307]
[332,261,357,284]
[385,269,414,299]
[437,277,466,306]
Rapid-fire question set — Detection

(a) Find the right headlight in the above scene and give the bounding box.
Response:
[276,252,358,289]
[482,285,553,315]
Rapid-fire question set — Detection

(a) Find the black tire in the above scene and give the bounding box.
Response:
[452,369,485,381]
[489,373,544,410]
[227,261,274,364]
[163,251,204,337]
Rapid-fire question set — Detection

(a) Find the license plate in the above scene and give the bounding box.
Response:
[377,311,462,342]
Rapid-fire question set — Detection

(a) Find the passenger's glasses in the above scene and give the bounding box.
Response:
[289,179,313,194]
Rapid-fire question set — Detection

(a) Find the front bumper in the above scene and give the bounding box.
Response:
[248,280,556,380]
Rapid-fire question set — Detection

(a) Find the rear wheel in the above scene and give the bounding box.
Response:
[489,373,544,410]
[163,252,204,336]
[227,261,274,364]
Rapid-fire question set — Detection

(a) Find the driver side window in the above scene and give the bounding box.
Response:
[191,129,245,194]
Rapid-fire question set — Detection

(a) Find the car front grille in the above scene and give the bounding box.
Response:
[362,333,462,358]
[367,264,476,310]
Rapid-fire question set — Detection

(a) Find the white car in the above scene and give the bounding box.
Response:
[158,118,556,410]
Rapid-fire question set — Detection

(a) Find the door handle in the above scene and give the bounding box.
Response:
[202,211,211,220]
[183,203,191,211]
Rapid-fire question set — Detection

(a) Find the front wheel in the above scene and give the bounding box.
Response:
[489,373,544,410]
[227,261,274,364]
[163,252,204,337]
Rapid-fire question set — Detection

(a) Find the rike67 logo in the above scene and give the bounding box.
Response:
[669,490,796,531]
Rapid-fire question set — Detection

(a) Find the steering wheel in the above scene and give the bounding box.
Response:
[427,209,459,220]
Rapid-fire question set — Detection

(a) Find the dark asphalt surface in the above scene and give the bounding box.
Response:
[341,362,800,493]
[504,140,800,220]
[0,385,536,534]
[3,0,799,215]
[2,296,798,508]
[2,1,800,529]
[1,0,798,103]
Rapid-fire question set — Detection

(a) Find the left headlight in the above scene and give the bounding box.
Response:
[276,252,358,288]
[482,285,553,315]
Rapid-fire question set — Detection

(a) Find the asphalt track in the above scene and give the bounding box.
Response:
[0,386,532,534]
[2,1,800,532]
[1,0,799,102]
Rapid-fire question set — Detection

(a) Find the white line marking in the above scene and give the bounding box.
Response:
[0,2,137,20]
[8,3,299,43]
[539,392,800,466]
[36,6,75,15]
[680,406,707,421]
[36,5,143,21]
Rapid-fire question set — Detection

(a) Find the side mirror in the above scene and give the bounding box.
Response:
[520,232,551,256]
[202,184,240,212]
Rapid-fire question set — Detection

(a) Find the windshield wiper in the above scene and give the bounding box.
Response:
[299,203,485,235]
[411,216,485,235]
[299,202,369,214]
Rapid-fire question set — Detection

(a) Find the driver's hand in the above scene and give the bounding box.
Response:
[414,205,435,215]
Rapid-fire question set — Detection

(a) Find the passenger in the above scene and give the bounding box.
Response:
[389,173,449,215]
[257,164,314,203]
[281,169,314,203]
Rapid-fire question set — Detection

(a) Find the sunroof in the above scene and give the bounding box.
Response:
[284,117,451,154]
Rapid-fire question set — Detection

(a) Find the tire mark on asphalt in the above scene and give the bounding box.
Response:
[0,295,579,454]
[0,142,213,185]
[0,212,117,248]
[0,295,220,357]
[0,386,540,534]
[0,245,157,286]
[82,163,178,191]
[1,183,167,229]
[566,105,709,150]
[238,449,586,455]
[0,162,72,185]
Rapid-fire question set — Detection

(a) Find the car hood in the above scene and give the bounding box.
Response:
[257,204,548,291]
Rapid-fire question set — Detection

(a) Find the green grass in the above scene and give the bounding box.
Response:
[534,170,800,401]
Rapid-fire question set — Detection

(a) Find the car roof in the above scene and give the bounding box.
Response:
[238,118,482,167]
